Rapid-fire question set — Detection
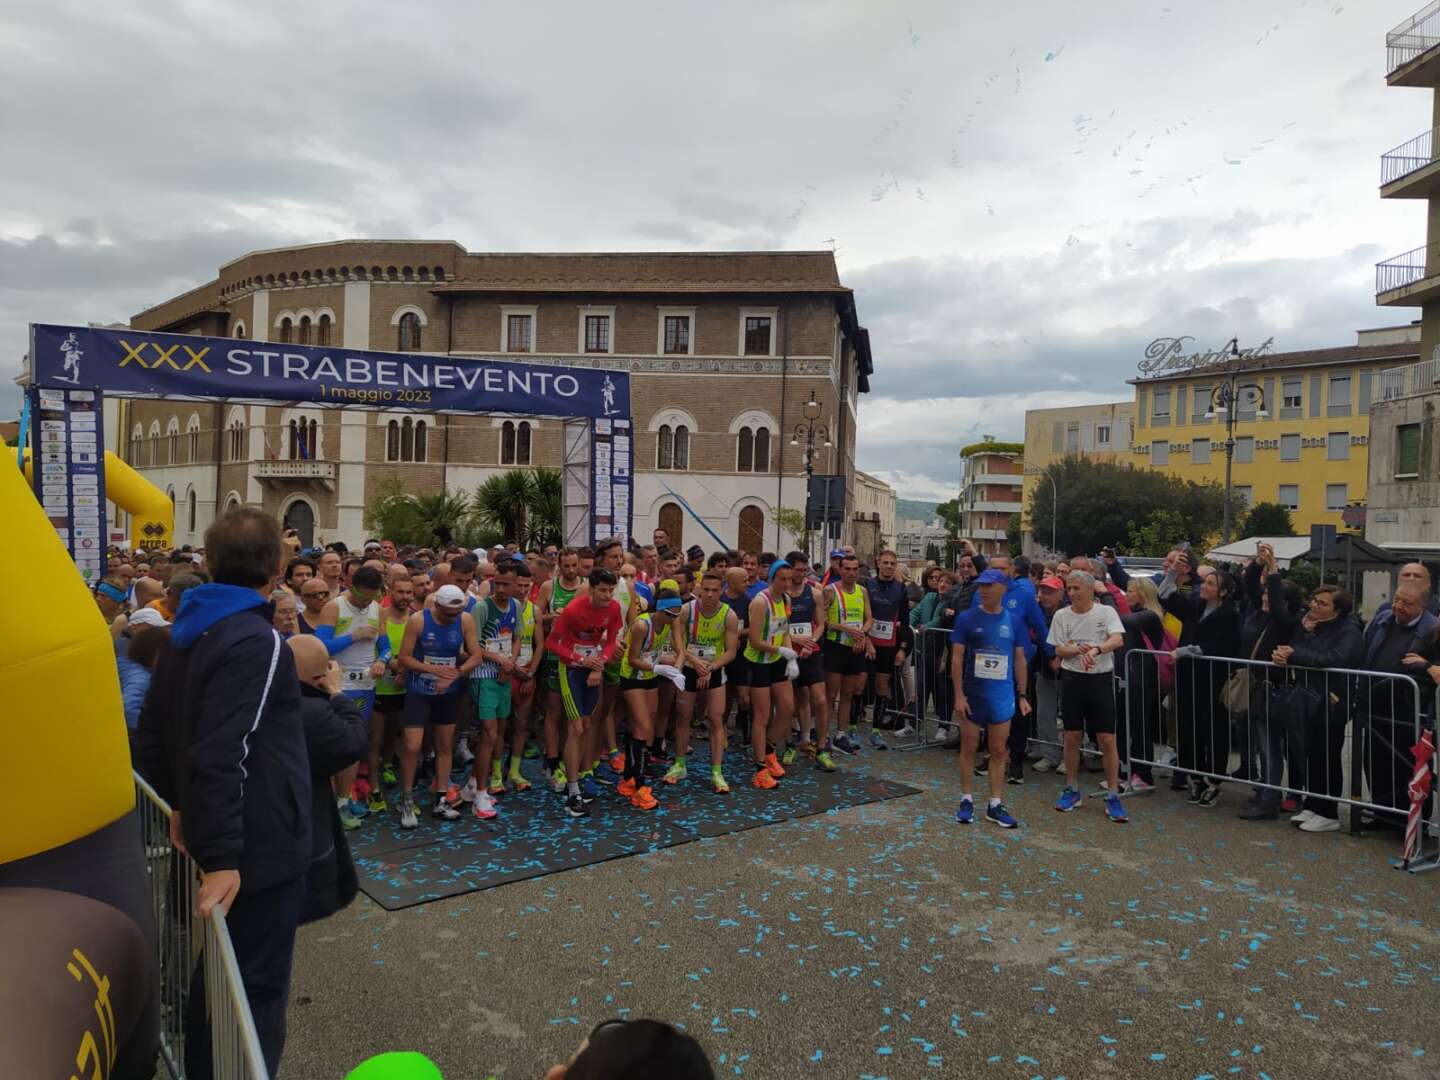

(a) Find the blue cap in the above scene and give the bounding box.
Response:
[829,549,846,559]
[656,597,683,612]
[976,568,1009,586]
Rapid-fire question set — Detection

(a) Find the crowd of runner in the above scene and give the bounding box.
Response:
[98,525,1440,840]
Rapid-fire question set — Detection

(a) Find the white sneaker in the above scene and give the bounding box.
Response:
[399,798,419,830]
[1289,809,1316,825]
[473,791,498,820]
[893,724,917,739]
[1031,759,1056,773]
[454,740,475,768]
[1091,780,1130,799]
[1155,746,1177,767]
[458,777,479,804]
[1299,815,1340,833]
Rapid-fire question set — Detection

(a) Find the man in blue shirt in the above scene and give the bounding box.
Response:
[951,569,1030,828]
[971,554,1048,782]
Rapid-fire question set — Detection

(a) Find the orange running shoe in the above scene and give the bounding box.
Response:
[752,769,779,790]
[609,751,626,773]
[630,785,658,811]
[617,777,637,798]
[764,753,785,779]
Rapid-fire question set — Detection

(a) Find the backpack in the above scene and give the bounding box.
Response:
[1141,624,1178,695]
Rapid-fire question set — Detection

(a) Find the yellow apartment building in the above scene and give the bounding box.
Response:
[1128,325,1420,535]
[1021,401,1135,532]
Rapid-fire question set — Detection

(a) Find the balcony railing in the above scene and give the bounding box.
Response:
[254,459,336,481]
[1382,126,1439,186]
[1376,358,1440,403]
[1376,246,1430,295]
[1388,1,1440,77]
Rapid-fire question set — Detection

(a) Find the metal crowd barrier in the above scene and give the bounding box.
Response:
[135,772,270,1080]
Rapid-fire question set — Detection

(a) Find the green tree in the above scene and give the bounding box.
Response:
[934,498,962,536]
[773,507,807,551]
[1006,513,1023,556]
[528,468,562,547]
[470,468,563,548]
[1127,508,1191,557]
[363,479,477,548]
[409,492,473,548]
[1241,501,1295,538]
[925,541,943,564]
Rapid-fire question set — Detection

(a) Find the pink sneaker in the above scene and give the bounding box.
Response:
[1129,774,1155,794]
[472,791,498,820]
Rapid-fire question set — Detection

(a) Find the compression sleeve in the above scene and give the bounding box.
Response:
[314,624,354,656]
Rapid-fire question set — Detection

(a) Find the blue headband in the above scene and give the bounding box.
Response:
[656,597,682,612]
[768,560,790,583]
[97,582,127,603]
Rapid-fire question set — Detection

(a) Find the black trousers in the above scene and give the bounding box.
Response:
[1175,657,1229,780]
[185,873,306,1080]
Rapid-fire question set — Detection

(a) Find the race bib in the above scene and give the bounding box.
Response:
[518,642,534,664]
[772,619,789,638]
[575,643,600,659]
[423,655,456,669]
[975,650,1009,681]
[790,621,813,639]
[343,667,374,689]
[869,619,896,643]
[693,644,717,661]
[418,654,456,693]
[486,630,512,655]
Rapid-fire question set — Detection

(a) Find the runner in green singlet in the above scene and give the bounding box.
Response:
[367,574,415,812]
[671,571,741,793]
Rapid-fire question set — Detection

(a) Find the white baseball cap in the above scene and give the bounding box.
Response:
[434,584,467,609]
[128,608,171,629]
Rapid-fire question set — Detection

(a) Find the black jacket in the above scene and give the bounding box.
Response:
[1284,615,1365,710]
[136,588,311,891]
[1160,589,1243,660]
[297,684,367,924]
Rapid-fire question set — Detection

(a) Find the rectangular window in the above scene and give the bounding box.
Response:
[1065,423,1079,453]
[1096,424,1111,448]
[1280,433,1300,461]
[1234,435,1254,464]
[1191,438,1211,464]
[1150,440,1169,465]
[1396,423,1422,478]
[1051,422,1063,453]
[506,314,533,353]
[1278,484,1300,511]
[584,315,610,353]
[1234,485,1253,508]
[1151,388,1171,423]
[1281,377,1303,415]
[663,315,690,354]
[1328,374,1352,416]
[1326,431,1349,461]
[744,316,772,356]
[1326,483,1347,510]
[1192,387,1211,421]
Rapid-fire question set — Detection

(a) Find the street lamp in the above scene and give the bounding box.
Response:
[1203,338,1269,544]
[1022,465,1059,555]
[790,391,831,562]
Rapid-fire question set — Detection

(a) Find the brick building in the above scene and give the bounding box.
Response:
[114,241,874,553]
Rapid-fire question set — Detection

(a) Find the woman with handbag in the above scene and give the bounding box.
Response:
[1159,556,1242,807]
[1235,544,1303,820]
[1120,577,1169,792]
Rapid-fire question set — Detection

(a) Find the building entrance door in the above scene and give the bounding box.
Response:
[283,498,316,548]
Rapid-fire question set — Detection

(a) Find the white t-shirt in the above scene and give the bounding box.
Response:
[1046,603,1124,674]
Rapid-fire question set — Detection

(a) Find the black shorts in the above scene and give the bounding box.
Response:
[745,658,787,688]
[823,637,867,677]
[683,665,727,694]
[621,676,658,693]
[374,693,405,716]
[795,654,825,688]
[729,653,751,688]
[1059,671,1116,736]
[402,692,462,729]
[869,645,899,675]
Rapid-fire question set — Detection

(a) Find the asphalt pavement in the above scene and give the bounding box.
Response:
[284,747,1438,1080]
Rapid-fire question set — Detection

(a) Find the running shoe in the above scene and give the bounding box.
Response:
[346,797,369,819]
[617,777,638,798]
[442,783,463,808]
[458,777,479,804]
[752,768,779,790]
[814,750,837,773]
[955,799,975,825]
[764,752,785,779]
[366,789,388,814]
[338,804,362,831]
[432,795,460,821]
[663,761,688,785]
[780,745,798,766]
[564,793,590,818]
[712,770,731,794]
[798,740,818,758]
[523,745,540,759]
[973,756,989,776]
[1105,793,1129,824]
[1298,815,1339,833]
[381,763,398,787]
[1128,774,1155,794]
[399,797,419,830]
[986,803,1019,829]
[1290,808,1316,825]
[595,761,621,786]
[1054,787,1083,813]
[1186,778,1206,804]
[490,762,504,795]
[1091,780,1129,799]
[579,774,599,803]
[1006,767,1024,787]
[630,785,658,811]
[1031,758,1056,773]
[832,731,861,756]
[472,791,498,820]
[867,730,889,751]
[1281,796,1300,812]
[550,767,566,793]
[893,724,917,740]
[608,751,626,773]
[509,769,531,793]
[1197,782,1222,808]
[454,740,475,769]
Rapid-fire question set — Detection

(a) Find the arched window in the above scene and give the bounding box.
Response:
[737,426,754,472]
[131,423,145,467]
[278,317,293,344]
[232,321,247,340]
[149,422,162,466]
[673,425,689,470]
[227,416,246,462]
[657,424,689,471]
[316,313,332,346]
[753,427,770,473]
[167,419,180,465]
[385,417,428,463]
[500,420,532,465]
[186,488,197,534]
[167,487,175,515]
[401,417,414,462]
[415,420,428,463]
[288,417,318,460]
[738,506,764,554]
[386,419,400,462]
[187,414,202,462]
[658,502,684,549]
[298,315,312,345]
[398,312,422,352]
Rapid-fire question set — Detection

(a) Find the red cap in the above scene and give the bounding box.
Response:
[1038,575,1065,590]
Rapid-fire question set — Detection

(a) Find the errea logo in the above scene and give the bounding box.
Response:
[117,340,212,372]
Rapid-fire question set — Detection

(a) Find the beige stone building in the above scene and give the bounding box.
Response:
[115,241,873,553]
[852,469,897,554]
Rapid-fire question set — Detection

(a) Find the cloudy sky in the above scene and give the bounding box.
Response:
[0,0,1428,501]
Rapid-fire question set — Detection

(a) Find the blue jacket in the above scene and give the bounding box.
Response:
[972,576,1048,662]
[137,584,311,891]
[115,636,150,731]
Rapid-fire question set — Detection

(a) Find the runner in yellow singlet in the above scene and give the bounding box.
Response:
[616,583,683,811]
[671,571,740,793]
[822,555,873,756]
[744,561,798,789]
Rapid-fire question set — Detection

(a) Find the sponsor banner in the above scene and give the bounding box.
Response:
[27,385,107,584]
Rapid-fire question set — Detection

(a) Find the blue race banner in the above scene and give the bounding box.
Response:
[29,323,631,420]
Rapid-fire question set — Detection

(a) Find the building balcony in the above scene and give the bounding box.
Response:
[1376,358,1440,403]
[966,528,1009,541]
[1375,246,1440,305]
[966,471,1023,485]
[1381,126,1440,196]
[1388,1,1440,85]
[255,459,336,490]
[962,500,1023,514]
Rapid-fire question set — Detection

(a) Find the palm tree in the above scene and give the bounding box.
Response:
[529,468,562,547]
[471,470,534,545]
[410,491,472,548]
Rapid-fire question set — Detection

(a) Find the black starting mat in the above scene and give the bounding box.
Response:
[348,751,920,910]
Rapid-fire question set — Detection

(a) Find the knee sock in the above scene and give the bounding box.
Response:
[635,743,649,785]
[623,734,638,781]
[545,756,560,774]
